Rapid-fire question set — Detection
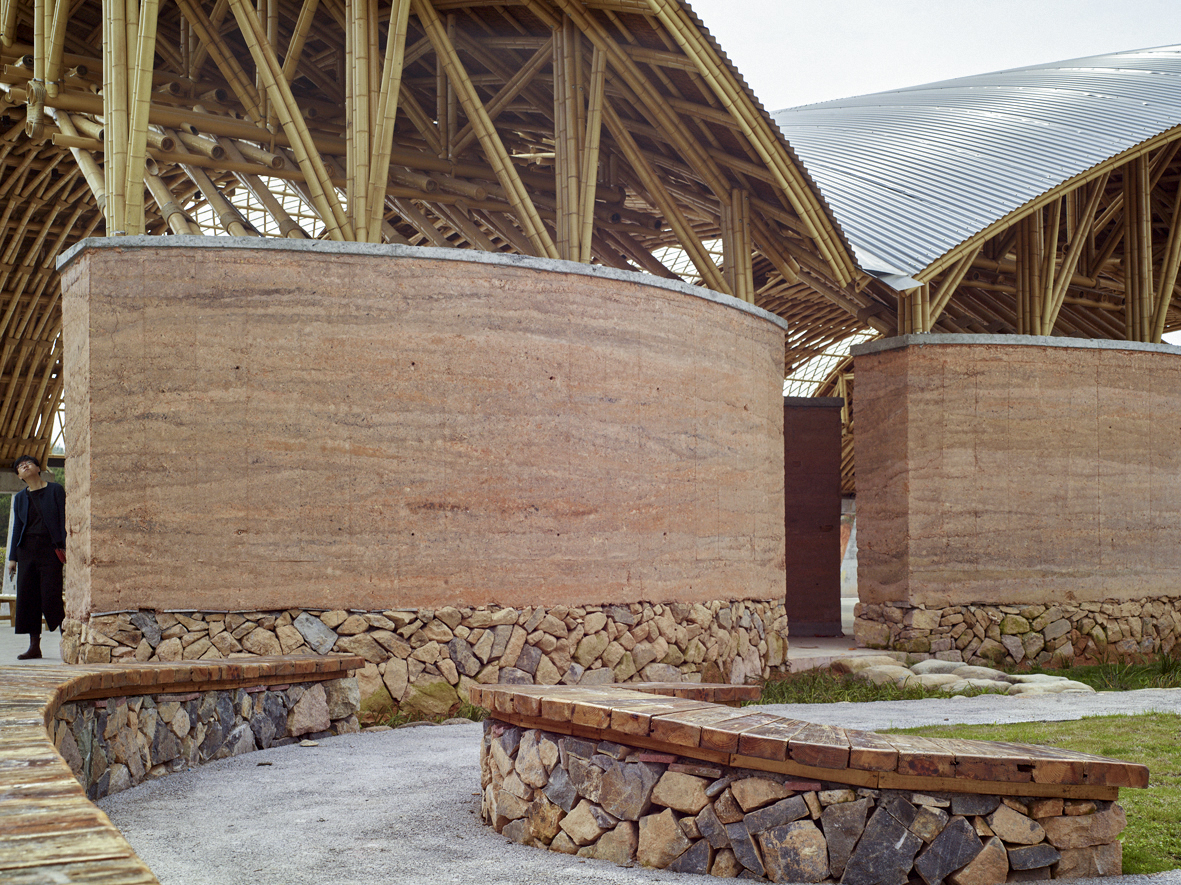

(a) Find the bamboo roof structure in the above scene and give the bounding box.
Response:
[2,6,1181,496]
[0,0,883,468]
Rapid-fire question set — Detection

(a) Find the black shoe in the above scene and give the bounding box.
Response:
[17,648,42,660]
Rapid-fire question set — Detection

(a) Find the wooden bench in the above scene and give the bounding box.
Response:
[0,593,14,627]
[0,654,363,883]
[470,682,1148,881]
[470,682,1148,799]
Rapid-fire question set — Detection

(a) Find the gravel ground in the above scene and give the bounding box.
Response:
[97,689,1181,885]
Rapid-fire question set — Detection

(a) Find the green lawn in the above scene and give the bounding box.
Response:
[887,714,1181,875]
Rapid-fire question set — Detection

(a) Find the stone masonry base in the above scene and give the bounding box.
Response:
[854,596,1181,668]
[63,599,788,716]
[480,719,1126,882]
[54,678,360,801]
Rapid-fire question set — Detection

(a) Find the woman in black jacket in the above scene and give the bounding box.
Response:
[5,454,66,660]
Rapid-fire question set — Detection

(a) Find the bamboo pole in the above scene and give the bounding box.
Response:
[365,0,411,242]
[169,127,256,236]
[45,0,69,96]
[227,0,353,239]
[637,0,855,284]
[219,137,309,237]
[173,0,263,123]
[123,0,161,235]
[145,172,199,234]
[50,109,106,210]
[451,38,553,157]
[578,45,606,264]
[391,198,451,248]
[927,244,981,330]
[103,0,129,233]
[281,0,321,83]
[0,0,17,47]
[413,0,556,258]
[1151,175,1181,342]
[601,98,727,293]
[1044,171,1109,333]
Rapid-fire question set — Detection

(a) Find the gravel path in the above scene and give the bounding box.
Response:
[97,689,1181,885]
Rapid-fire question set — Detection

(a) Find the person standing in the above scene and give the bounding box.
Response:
[5,455,66,660]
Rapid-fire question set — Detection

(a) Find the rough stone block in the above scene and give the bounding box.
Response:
[914,816,983,885]
[820,796,869,879]
[758,819,829,883]
[638,808,693,868]
[841,805,923,885]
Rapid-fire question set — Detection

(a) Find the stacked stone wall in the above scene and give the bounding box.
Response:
[480,720,1127,881]
[854,596,1181,667]
[63,599,788,713]
[52,678,360,801]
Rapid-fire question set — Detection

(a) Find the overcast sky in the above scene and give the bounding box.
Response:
[689,0,1178,110]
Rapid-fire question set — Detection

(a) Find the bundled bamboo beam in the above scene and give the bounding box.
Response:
[451,37,553,157]
[173,0,263,124]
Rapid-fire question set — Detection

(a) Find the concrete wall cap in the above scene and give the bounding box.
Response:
[852,333,1181,358]
[57,236,789,332]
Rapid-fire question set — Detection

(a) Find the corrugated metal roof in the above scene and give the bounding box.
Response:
[772,45,1181,279]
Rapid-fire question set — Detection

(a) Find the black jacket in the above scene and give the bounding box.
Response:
[8,481,66,560]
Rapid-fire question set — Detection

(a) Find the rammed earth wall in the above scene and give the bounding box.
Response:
[853,597,1181,668]
[479,721,1127,881]
[62,600,789,711]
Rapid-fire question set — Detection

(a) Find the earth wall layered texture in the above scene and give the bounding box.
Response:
[61,600,788,712]
[59,240,787,640]
[479,720,1127,882]
[853,336,1181,662]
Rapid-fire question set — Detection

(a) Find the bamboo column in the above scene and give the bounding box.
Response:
[925,244,980,331]
[413,0,557,258]
[123,0,161,234]
[145,173,199,234]
[721,188,754,303]
[1151,172,1181,342]
[577,45,606,264]
[1124,155,1153,341]
[102,0,130,232]
[365,0,411,242]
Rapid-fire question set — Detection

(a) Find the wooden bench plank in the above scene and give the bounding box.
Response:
[880,733,956,778]
[847,729,899,772]
[609,698,716,736]
[788,722,851,769]
[649,704,756,748]
[699,712,786,754]
[737,719,809,762]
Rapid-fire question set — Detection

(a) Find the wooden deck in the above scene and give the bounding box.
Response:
[0,655,363,883]
[468,683,1150,801]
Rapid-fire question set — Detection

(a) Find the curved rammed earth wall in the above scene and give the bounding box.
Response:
[59,239,786,620]
[854,335,1181,609]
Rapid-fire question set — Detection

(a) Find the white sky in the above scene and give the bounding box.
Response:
[689,0,1179,110]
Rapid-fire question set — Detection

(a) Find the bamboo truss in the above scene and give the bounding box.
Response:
[0,0,1179,479]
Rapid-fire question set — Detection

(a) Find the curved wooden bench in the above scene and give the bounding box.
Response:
[0,655,363,883]
[469,683,1148,800]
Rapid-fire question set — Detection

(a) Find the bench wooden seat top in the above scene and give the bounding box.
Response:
[0,654,363,884]
[469,683,1150,802]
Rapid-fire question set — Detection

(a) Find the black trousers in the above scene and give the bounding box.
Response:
[15,535,64,635]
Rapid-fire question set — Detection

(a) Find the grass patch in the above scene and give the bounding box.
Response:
[755,668,1008,706]
[886,713,1181,875]
[380,701,489,728]
[1023,653,1181,692]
